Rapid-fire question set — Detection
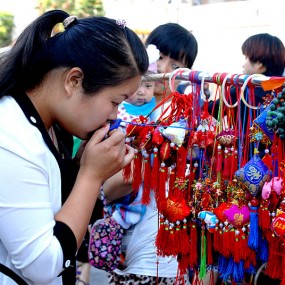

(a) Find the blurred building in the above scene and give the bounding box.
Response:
[1,0,284,74]
[102,0,285,73]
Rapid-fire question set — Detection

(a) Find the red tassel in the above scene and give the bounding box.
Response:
[233,230,244,263]
[216,144,222,173]
[262,149,273,170]
[258,201,271,231]
[239,232,248,261]
[213,227,220,252]
[132,150,142,192]
[122,162,132,182]
[266,234,283,280]
[176,146,187,178]
[141,154,151,205]
[168,164,176,194]
[176,219,190,255]
[122,140,132,181]
[178,254,189,276]
[229,147,237,179]
[189,223,198,267]
[156,163,167,210]
[161,222,175,256]
[223,147,230,178]
[168,225,176,256]
[171,146,188,200]
[229,228,235,256]
[150,147,159,192]
[232,149,238,174]
[155,214,169,256]
[221,225,233,258]
[280,243,285,285]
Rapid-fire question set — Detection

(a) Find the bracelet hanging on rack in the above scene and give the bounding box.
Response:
[222,73,238,108]
[240,74,268,110]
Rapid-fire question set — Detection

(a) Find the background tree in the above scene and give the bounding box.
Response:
[0,12,14,47]
[37,0,105,18]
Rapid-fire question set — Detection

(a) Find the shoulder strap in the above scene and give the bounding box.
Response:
[0,263,28,285]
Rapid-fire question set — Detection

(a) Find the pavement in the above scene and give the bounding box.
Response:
[90,267,109,285]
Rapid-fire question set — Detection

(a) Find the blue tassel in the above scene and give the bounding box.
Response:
[259,237,269,262]
[221,256,234,282]
[233,260,244,283]
[248,205,259,251]
[245,263,256,276]
[218,255,228,278]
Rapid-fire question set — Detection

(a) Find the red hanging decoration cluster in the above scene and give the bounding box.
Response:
[121,71,285,284]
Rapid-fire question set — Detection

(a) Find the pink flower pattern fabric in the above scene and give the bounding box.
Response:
[88,216,123,272]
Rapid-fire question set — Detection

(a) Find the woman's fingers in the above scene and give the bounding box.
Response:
[80,126,134,182]
[124,144,135,166]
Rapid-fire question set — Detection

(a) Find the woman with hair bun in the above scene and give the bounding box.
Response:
[0,9,148,285]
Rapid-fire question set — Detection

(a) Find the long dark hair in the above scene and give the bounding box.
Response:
[0,10,149,97]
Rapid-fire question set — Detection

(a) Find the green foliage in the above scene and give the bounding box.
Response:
[37,0,105,17]
[0,12,14,47]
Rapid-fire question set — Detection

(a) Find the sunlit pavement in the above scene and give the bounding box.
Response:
[90,266,109,285]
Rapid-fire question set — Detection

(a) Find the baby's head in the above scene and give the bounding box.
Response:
[125,44,159,106]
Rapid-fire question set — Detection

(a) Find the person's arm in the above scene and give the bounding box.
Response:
[0,125,134,282]
[103,169,133,204]
[55,127,134,247]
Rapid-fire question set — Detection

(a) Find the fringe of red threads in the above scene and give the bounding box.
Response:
[176,219,190,256]
[169,165,176,194]
[155,214,169,257]
[215,144,222,173]
[189,223,198,268]
[156,163,167,210]
[150,147,159,192]
[258,201,271,231]
[223,147,230,179]
[132,150,142,192]
[122,162,132,182]
[141,154,151,205]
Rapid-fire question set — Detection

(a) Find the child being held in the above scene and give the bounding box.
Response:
[117,44,159,123]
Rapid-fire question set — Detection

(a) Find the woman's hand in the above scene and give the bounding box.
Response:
[57,125,134,247]
[79,124,134,185]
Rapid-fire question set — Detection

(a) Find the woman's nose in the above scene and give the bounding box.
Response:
[109,107,118,120]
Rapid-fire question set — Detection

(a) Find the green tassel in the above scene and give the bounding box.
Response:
[199,230,207,280]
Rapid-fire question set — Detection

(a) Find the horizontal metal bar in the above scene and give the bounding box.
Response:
[143,69,285,87]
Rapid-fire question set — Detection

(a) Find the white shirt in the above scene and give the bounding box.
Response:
[114,99,178,278]
[114,192,178,277]
[0,96,64,284]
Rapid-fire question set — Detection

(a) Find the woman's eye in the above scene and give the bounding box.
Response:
[113,102,119,107]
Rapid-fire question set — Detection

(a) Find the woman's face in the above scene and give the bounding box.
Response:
[242,56,266,75]
[155,52,186,97]
[64,76,142,140]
